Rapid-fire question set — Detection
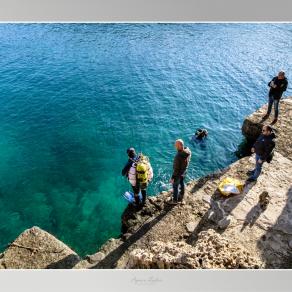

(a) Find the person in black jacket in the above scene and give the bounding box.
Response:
[169,139,191,204]
[247,125,276,182]
[263,71,288,124]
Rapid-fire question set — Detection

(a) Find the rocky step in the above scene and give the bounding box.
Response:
[126,229,263,269]
[0,227,80,269]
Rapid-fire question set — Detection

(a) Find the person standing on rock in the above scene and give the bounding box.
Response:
[169,139,191,204]
[122,147,153,207]
[263,71,288,125]
[247,125,276,182]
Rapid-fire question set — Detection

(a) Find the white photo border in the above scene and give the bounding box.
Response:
[0,0,291,291]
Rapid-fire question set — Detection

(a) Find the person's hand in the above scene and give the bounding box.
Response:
[169,178,174,184]
[258,159,263,164]
[251,147,255,153]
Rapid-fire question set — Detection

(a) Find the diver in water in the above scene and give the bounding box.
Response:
[194,128,208,140]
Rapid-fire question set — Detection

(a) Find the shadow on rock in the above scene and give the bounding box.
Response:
[46,254,80,269]
[240,203,265,232]
[187,168,258,244]
[186,170,232,245]
[91,204,175,269]
[235,137,254,159]
[190,169,229,194]
[214,180,259,233]
[257,186,292,268]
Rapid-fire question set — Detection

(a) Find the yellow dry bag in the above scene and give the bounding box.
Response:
[218,177,244,197]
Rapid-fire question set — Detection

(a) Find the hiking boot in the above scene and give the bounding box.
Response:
[178,195,185,205]
[178,193,184,202]
[166,199,179,205]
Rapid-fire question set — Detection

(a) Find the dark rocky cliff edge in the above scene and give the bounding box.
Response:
[1,97,291,269]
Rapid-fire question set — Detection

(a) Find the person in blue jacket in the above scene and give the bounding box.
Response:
[247,125,276,182]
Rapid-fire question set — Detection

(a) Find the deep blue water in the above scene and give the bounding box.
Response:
[0,23,291,256]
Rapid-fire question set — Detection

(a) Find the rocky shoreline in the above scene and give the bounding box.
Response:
[1,97,291,269]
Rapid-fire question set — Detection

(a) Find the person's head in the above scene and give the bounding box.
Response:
[175,139,184,151]
[278,71,285,80]
[262,125,273,136]
[126,147,136,159]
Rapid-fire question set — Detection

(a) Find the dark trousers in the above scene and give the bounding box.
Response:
[267,95,280,118]
[132,185,147,205]
[172,176,185,202]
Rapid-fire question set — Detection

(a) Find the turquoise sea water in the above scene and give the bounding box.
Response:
[0,24,291,256]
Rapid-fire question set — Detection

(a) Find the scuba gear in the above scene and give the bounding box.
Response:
[136,154,150,187]
[123,191,142,204]
[122,149,153,207]
[127,153,153,187]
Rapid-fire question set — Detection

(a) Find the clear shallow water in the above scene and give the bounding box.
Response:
[0,23,291,256]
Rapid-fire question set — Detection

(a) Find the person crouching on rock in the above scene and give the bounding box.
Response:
[263,71,288,125]
[247,125,276,182]
[169,139,192,204]
[122,147,153,207]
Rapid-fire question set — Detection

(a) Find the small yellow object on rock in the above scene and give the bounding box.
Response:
[218,177,244,197]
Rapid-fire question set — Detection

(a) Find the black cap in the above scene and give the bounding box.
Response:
[126,147,136,158]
